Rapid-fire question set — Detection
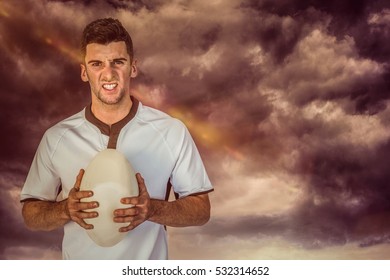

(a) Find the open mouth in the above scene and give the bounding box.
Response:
[102,83,118,91]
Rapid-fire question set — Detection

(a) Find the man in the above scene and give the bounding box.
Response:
[20,18,213,259]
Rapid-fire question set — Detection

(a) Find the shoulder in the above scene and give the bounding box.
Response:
[135,103,187,134]
[42,109,86,147]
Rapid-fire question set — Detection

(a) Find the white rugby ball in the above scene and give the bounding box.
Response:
[80,149,139,247]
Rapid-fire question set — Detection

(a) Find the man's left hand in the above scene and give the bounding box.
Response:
[113,173,152,232]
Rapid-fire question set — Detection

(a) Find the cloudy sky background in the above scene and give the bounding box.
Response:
[1,0,390,259]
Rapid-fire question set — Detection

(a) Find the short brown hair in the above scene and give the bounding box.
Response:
[81,18,134,61]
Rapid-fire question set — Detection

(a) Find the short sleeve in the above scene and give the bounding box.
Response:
[169,121,213,198]
[20,132,61,202]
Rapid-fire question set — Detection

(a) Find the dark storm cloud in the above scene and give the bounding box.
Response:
[107,0,165,12]
[0,5,88,162]
[304,138,390,213]
[242,0,380,23]
[201,200,390,250]
[179,24,222,53]
[205,0,390,251]
[267,0,390,72]
[201,209,351,249]
[204,182,385,252]
[241,2,390,113]
[349,8,390,63]
[239,4,308,63]
[0,170,63,259]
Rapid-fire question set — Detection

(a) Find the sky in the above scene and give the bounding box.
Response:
[1,0,390,260]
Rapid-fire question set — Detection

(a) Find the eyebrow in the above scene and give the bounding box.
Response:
[87,58,128,65]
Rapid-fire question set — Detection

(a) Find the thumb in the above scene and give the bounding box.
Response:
[74,169,85,191]
[136,173,147,194]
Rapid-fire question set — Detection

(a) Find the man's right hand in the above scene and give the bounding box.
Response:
[66,169,99,229]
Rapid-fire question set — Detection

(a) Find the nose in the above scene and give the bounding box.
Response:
[101,62,116,81]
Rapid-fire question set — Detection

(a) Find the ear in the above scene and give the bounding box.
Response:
[130,59,138,78]
[80,64,89,82]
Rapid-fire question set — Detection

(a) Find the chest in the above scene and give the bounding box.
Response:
[52,125,175,200]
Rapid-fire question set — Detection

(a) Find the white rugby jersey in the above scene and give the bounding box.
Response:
[21,97,213,259]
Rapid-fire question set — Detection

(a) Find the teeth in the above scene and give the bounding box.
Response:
[103,83,117,90]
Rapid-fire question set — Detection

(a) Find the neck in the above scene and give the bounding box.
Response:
[91,96,133,126]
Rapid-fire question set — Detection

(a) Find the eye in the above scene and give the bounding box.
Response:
[114,60,125,65]
[91,62,102,67]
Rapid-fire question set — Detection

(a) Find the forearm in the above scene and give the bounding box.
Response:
[22,200,70,231]
[148,194,210,227]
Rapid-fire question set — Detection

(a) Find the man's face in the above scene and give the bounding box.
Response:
[80,41,137,105]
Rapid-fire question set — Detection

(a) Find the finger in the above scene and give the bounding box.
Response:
[114,207,138,217]
[72,190,94,201]
[113,215,134,223]
[73,201,99,211]
[119,223,134,232]
[74,169,85,191]
[136,173,147,194]
[73,217,94,230]
[74,210,99,220]
[120,197,138,205]
[119,218,143,232]
[119,173,147,205]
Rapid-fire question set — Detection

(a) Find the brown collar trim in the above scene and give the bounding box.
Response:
[85,96,139,149]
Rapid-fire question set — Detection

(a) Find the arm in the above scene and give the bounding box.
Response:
[149,194,210,227]
[22,169,99,231]
[114,173,211,232]
[22,199,70,231]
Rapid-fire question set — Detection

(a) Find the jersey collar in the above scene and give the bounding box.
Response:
[85,96,139,149]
